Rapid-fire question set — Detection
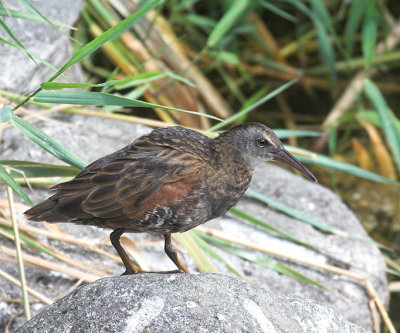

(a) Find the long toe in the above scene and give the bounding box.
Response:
[121,263,143,275]
[141,269,189,274]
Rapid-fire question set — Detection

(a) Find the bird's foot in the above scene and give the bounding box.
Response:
[123,269,188,275]
[147,269,188,274]
[121,262,143,275]
[121,268,141,275]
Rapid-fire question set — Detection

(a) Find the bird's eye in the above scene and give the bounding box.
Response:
[257,138,268,147]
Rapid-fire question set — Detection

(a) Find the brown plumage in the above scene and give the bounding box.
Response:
[25,122,316,274]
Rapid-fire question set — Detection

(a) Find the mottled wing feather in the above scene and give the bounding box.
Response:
[25,126,213,229]
[51,151,204,227]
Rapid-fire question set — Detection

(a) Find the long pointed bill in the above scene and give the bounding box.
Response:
[272,148,317,182]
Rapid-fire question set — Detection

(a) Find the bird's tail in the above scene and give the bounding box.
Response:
[24,199,70,222]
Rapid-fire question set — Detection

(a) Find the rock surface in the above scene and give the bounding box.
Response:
[0,115,388,331]
[16,274,367,333]
[0,0,83,93]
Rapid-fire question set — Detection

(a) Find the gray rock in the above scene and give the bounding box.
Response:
[0,0,83,93]
[0,115,388,331]
[16,274,367,333]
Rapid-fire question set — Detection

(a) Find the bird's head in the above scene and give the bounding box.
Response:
[216,122,317,182]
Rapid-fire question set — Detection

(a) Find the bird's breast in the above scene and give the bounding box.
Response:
[206,167,253,219]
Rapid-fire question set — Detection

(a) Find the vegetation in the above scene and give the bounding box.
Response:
[0,0,399,331]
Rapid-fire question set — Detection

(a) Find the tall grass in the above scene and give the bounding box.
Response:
[0,0,399,331]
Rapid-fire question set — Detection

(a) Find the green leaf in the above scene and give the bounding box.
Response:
[207,0,250,48]
[114,72,166,90]
[344,0,365,56]
[246,188,335,233]
[283,0,336,82]
[246,188,387,249]
[0,163,33,205]
[10,116,87,170]
[175,231,218,273]
[103,86,147,113]
[209,80,297,131]
[259,1,297,22]
[0,17,37,65]
[165,72,197,89]
[13,0,162,110]
[274,129,321,139]
[310,0,334,32]
[34,91,222,122]
[0,7,69,27]
[186,14,217,30]
[0,225,62,260]
[0,37,62,76]
[0,160,80,178]
[208,50,240,65]
[18,0,74,40]
[229,207,316,250]
[41,82,111,90]
[48,0,161,81]
[198,232,328,290]
[358,110,400,134]
[328,124,337,155]
[313,17,337,83]
[0,105,14,122]
[362,0,377,70]
[287,145,399,185]
[192,231,242,278]
[363,79,400,172]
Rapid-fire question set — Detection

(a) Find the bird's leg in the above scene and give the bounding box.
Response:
[110,229,142,275]
[163,234,189,273]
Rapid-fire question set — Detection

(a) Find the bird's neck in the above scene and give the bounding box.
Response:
[206,140,254,218]
[212,135,252,172]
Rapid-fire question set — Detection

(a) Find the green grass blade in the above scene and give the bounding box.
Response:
[165,72,197,89]
[114,72,166,90]
[47,0,161,81]
[198,232,328,290]
[246,188,335,233]
[34,91,222,121]
[0,160,80,178]
[0,6,71,28]
[229,207,317,250]
[358,110,400,134]
[344,0,365,56]
[206,0,250,48]
[10,116,86,170]
[12,0,162,110]
[274,129,321,139]
[18,0,74,40]
[310,0,334,33]
[362,0,377,70]
[174,231,218,273]
[0,163,33,205]
[363,79,400,172]
[0,37,62,75]
[312,17,336,83]
[287,145,399,185]
[259,1,297,23]
[246,188,386,249]
[0,17,36,65]
[103,86,147,113]
[0,105,14,122]
[186,14,216,30]
[0,226,62,261]
[209,80,297,131]
[41,82,111,90]
[282,0,336,82]
[191,231,242,278]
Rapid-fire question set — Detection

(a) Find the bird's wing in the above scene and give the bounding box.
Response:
[47,142,208,227]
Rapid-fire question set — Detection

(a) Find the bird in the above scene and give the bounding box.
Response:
[25,122,317,275]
